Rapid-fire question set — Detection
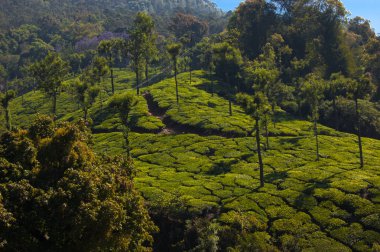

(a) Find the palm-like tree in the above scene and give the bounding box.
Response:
[167,43,182,105]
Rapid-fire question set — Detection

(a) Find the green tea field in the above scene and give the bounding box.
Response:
[7,70,380,251]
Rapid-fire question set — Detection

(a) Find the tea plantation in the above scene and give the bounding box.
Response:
[7,70,380,251]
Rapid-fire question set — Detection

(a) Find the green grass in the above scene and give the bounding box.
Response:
[3,68,380,251]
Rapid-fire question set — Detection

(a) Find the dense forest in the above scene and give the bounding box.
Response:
[1,0,380,251]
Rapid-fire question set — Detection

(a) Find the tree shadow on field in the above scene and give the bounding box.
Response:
[265,171,288,184]
[119,77,131,84]
[207,159,238,175]
[294,178,331,211]
[278,137,304,147]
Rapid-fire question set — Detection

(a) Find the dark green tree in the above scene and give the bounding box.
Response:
[228,0,277,59]
[328,72,348,129]
[29,52,70,118]
[0,119,157,251]
[213,42,243,86]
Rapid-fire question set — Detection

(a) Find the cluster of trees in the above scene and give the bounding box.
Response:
[183,0,379,187]
[0,116,157,250]
[0,0,224,85]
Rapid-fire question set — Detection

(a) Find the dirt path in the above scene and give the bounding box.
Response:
[143,92,178,135]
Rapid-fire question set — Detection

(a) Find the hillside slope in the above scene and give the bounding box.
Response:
[6,70,380,251]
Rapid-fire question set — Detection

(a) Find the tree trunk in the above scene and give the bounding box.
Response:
[272,103,276,129]
[123,126,131,158]
[84,107,88,121]
[111,68,115,95]
[5,107,11,131]
[210,68,214,97]
[333,97,338,130]
[52,92,57,119]
[256,118,264,187]
[146,61,149,82]
[314,119,320,161]
[229,99,232,116]
[136,68,140,96]
[100,90,103,110]
[265,116,269,150]
[174,57,179,105]
[355,99,364,168]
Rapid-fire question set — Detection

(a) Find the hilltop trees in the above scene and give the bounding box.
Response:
[167,43,182,105]
[228,0,277,59]
[170,13,208,85]
[170,13,209,47]
[29,52,70,118]
[0,118,156,251]
[213,42,243,88]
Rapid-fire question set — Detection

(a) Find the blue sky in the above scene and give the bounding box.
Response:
[214,0,380,34]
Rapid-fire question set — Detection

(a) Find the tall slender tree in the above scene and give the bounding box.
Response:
[128,12,155,95]
[167,43,182,105]
[29,52,70,118]
[109,93,138,158]
[346,74,375,167]
[98,39,123,94]
[300,73,326,161]
[237,92,270,187]
[75,57,109,120]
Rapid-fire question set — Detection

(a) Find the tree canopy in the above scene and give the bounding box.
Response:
[0,117,157,251]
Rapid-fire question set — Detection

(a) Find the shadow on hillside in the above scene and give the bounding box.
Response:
[119,77,131,84]
[207,159,238,175]
[278,137,304,146]
[294,179,331,210]
[265,171,288,184]
[92,106,115,126]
